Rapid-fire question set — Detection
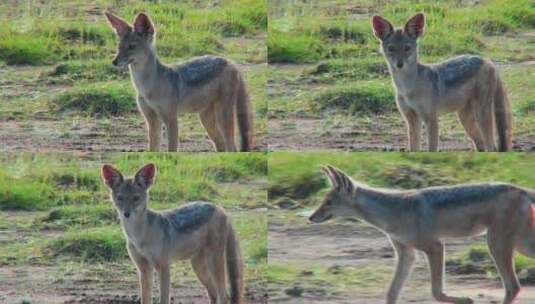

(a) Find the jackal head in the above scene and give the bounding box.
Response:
[309,165,358,223]
[104,12,155,68]
[371,13,425,70]
[101,163,156,220]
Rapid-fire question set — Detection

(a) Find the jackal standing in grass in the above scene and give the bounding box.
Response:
[102,163,244,304]
[105,12,253,152]
[310,165,535,304]
[372,13,512,151]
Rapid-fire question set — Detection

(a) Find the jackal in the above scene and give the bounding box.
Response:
[310,165,535,304]
[105,12,253,152]
[101,163,244,304]
[372,13,512,151]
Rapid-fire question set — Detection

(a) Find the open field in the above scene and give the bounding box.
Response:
[0,0,267,152]
[268,153,535,303]
[0,152,268,303]
[267,0,535,151]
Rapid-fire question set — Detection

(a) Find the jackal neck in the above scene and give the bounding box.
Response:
[129,46,165,96]
[390,62,420,94]
[352,187,410,232]
[121,207,150,244]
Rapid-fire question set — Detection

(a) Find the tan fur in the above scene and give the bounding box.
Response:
[102,164,245,304]
[105,12,254,152]
[372,14,513,151]
[310,165,535,304]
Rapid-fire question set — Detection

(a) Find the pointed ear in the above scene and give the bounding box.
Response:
[321,165,339,188]
[135,163,156,189]
[372,15,394,41]
[102,165,124,189]
[326,165,354,193]
[104,11,131,36]
[404,13,425,39]
[133,13,155,37]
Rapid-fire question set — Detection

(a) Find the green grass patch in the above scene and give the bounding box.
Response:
[269,152,535,203]
[314,82,395,115]
[0,32,60,65]
[50,81,135,116]
[308,58,389,80]
[47,59,127,82]
[40,204,117,227]
[45,226,126,262]
[0,172,55,211]
[267,29,324,64]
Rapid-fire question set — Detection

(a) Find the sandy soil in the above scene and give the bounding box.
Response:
[268,211,535,304]
[267,116,535,152]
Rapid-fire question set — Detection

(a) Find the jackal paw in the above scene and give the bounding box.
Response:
[454,298,473,304]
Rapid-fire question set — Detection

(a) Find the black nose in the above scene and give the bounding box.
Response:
[123,211,130,218]
[396,61,404,69]
[112,58,118,66]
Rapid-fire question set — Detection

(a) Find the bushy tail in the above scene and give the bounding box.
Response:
[494,78,513,151]
[236,76,254,152]
[226,224,244,304]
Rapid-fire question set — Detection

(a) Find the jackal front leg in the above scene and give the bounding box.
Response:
[156,264,171,304]
[424,241,473,304]
[127,243,153,304]
[398,99,421,151]
[138,96,161,152]
[387,240,415,304]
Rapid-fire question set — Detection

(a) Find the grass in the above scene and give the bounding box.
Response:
[268,0,535,64]
[269,152,535,204]
[45,226,126,262]
[50,81,135,116]
[314,82,395,115]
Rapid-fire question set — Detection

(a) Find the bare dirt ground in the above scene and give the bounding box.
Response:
[267,116,535,152]
[268,211,535,304]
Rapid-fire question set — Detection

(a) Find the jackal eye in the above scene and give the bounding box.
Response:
[128,44,136,50]
[133,195,140,201]
[387,45,395,52]
[404,45,411,52]
[116,195,124,201]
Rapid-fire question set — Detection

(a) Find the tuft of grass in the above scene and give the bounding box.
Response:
[268,170,326,201]
[308,58,389,80]
[0,172,55,211]
[47,59,127,82]
[0,33,60,65]
[41,204,117,227]
[50,81,135,116]
[314,82,395,115]
[46,226,126,262]
[268,30,324,64]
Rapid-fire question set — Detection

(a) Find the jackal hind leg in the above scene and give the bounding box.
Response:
[457,104,485,151]
[487,229,521,304]
[387,240,415,304]
[474,95,496,151]
[191,251,218,304]
[206,250,228,304]
[424,241,473,304]
[200,106,226,152]
[213,104,237,152]
[138,97,162,152]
